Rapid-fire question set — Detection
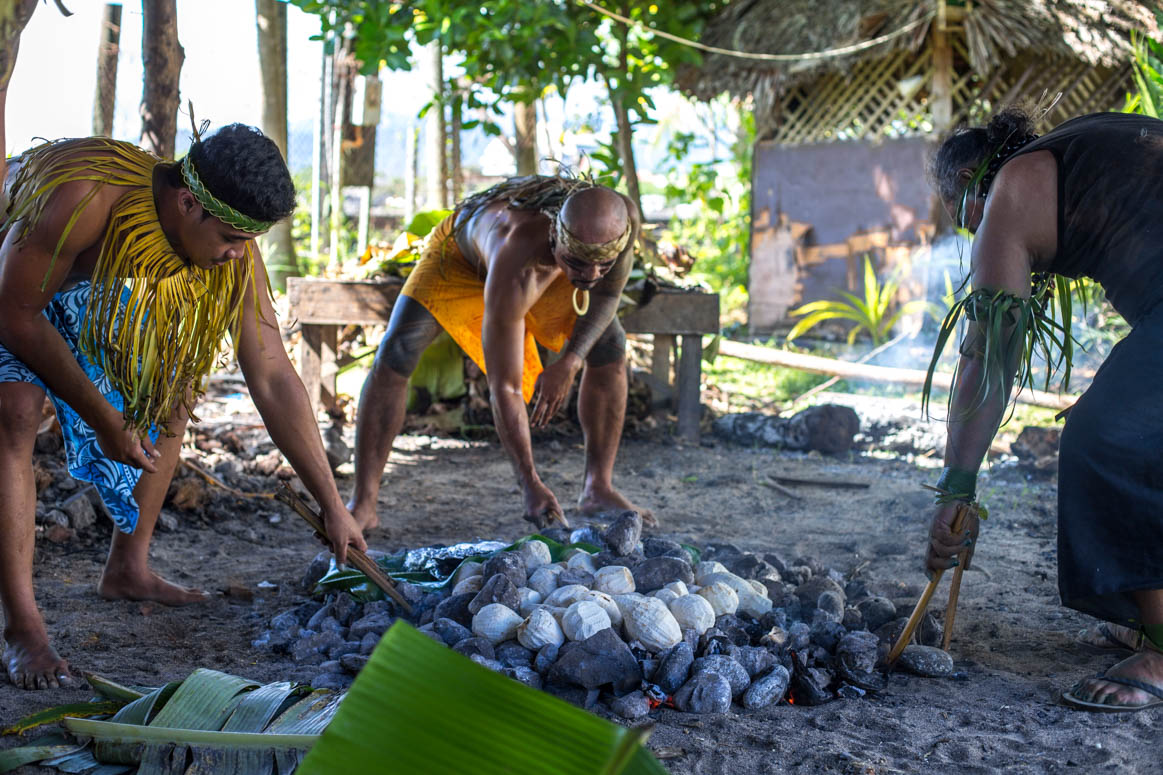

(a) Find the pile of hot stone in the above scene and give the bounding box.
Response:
[253,512,955,716]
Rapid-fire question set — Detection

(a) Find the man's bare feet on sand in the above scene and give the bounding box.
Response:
[579,486,657,527]
[3,630,74,690]
[97,569,208,606]
[347,500,381,532]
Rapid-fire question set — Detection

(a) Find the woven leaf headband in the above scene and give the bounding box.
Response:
[554,213,631,264]
[180,154,273,234]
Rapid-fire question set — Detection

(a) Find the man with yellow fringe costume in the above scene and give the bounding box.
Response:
[348,175,654,531]
[0,124,366,690]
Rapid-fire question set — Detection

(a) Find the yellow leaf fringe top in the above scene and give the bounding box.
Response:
[3,137,262,434]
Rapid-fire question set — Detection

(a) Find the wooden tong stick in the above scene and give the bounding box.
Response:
[275,485,413,616]
[888,502,971,663]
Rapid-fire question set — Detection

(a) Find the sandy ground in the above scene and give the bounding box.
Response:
[1,387,1160,774]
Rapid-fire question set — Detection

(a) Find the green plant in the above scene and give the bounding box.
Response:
[1124,10,1163,117]
[787,256,938,346]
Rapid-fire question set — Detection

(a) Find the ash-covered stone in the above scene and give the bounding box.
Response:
[359,632,380,655]
[481,552,527,589]
[856,596,897,632]
[836,630,879,676]
[916,611,942,647]
[453,637,495,661]
[787,622,811,651]
[468,574,520,615]
[609,690,651,720]
[533,643,559,675]
[842,606,865,631]
[432,618,472,647]
[714,615,752,646]
[540,527,571,544]
[549,628,641,692]
[602,511,642,556]
[699,627,730,657]
[742,665,790,709]
[722,554,776,581]
[301,552,332,591]
[728,644,776,678]
[692,655,750,698]
[674,672,732,714]
[416,624,443,644]
[898,645,954,677]
[502,666,543,689]
[569,526,606,548]
[631,557,694,592]
[795,575,845,609]
[340,653,369,674]
[655,641,694,693]
[643,537,684,559]
[558,568,594,587]
[349,612,393,641]
[470,654,504,672]
[434,593,475,628]
[329,593,361,626]
[311,672,352,691]
[496,641,534,668]
[817,591,845,622]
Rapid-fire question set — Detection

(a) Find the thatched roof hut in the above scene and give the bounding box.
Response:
[679,1,1159,331]
[679,0,1158,141]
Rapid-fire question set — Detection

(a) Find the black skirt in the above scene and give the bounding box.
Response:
[1057,303,1163,626]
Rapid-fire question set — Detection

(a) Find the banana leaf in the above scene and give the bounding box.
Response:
[315,533,602,601]
[298,620,668,775]
[0,733,80,773]
[2,702,125,736]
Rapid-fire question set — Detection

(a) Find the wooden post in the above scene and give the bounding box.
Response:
[931,0,953,134]
[256,0,296,290]
[650,334,674,387]
[92,3,121,137]
[300,324,338,416]
[677,335,702,441]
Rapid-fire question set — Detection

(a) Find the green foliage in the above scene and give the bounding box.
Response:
[659,98,754,298]
[1124,10,1163,117]
[407,330,467,409]
[787,256,938,346]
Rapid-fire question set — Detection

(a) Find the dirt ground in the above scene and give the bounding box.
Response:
[1,385,1160,774]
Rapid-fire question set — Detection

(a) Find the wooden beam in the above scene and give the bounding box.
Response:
[716,339,1076,411]
[287,277,403,326]
[621,289,719,335]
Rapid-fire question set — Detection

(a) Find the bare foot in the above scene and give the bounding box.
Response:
[1075,621,1143,653]
[3,629,74,690]
[98,569,209,606]
[578,486,657,527]
[347,498,381,532]
[1066,648,1163,710]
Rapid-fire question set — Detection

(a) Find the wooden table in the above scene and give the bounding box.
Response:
[286,278,719,440]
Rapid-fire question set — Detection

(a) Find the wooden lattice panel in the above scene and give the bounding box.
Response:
[773,36,1133,146]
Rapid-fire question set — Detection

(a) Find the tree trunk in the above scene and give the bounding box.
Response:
[329,31,352,271]
[514,100,537,176]
[449,90,462,203]
[404,120,417,223]
[140,0,184,159]
[425,38,446,209]
[91,3,121,137]
[0,0,39,197]
[255,0,296,289]
[608,6,642,218]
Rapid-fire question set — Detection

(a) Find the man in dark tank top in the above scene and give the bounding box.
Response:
[922,109,1163,712]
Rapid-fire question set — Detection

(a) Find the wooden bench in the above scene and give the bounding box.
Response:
[286,277,719,440]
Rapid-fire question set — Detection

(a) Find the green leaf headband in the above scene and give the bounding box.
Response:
[180,154,273,234]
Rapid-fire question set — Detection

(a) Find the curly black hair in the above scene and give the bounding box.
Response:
[167,123,295,223]
[929,108,1036,203]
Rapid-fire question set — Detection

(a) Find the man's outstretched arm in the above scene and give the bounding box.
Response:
[481,270,563,525]
[234,246,366,565]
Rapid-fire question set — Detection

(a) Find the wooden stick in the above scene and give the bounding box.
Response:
[888,502,971,664]
[942,559,967,651]
[275,485,413,616]
[769,475,870,490]
[759,478,802,500]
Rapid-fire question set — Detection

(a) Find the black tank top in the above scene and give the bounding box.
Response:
[1008,113,1163,323]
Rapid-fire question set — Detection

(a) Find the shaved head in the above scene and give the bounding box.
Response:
[559,186,629,245]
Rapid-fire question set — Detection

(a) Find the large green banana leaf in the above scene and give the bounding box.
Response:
[4,623,668,775]
[299,621,667,775]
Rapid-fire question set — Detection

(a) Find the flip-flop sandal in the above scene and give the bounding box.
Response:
[1074,622,1143,654]
[1061,672,1163,713]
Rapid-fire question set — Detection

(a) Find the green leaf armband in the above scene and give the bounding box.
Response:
[935,467,977,504]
